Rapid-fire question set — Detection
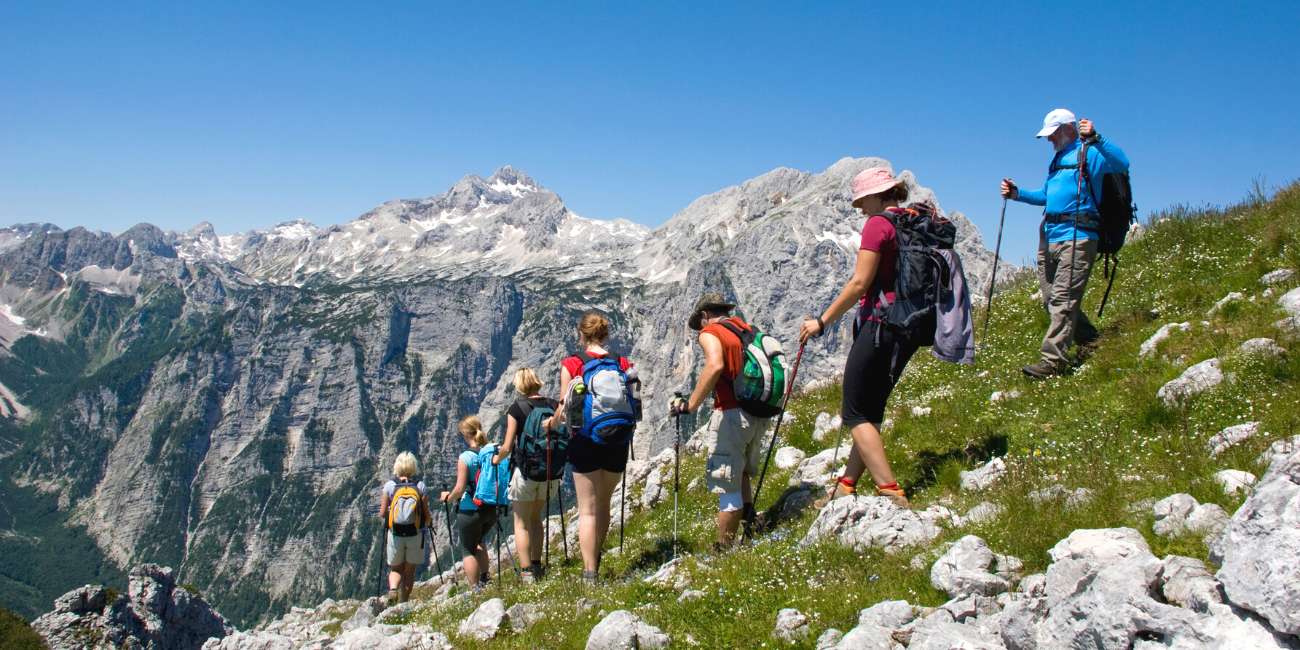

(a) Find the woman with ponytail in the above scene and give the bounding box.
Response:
[439,416,494,590]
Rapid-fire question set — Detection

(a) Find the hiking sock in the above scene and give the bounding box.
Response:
[875,482,900,493]
[837,476,858,490]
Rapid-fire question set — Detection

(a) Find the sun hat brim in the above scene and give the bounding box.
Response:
[688,301,736,330]
[851,178,901,203]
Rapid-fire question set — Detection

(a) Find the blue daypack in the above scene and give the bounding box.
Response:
[577,353,639,445]
[471,443,510,507]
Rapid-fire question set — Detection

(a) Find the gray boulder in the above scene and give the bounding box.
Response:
[331,624,453,650]
[774,446,806,469]
[1139,322,1191,358]
[1239,337,1287,358]
[457,597,507,641]
[931,535,1011,598]
[1214,469,1257,496]
[585,610,670,650]
[960,458,1007,492]
[1208,421,1261,456]
[1258,435,1300,467]
[800,495,941,552]
[1261,269,1296,286]
[1001,528,1202,650]
[813,412,842,442]
[1157,358,1224,406]
[961,501,1004,526]
[202,631,295,649]
[1215,444,1300,636]
[773,608,810,643]
[1151,493,1230,541]
[816,628,844,649]
[832,623,894,650]
[341,597,385,632]
[1207,291,1244,316]
[507,602,542,632]
[1158,555,1223,613]
[857,600,916,629]
[910,620,1005,650]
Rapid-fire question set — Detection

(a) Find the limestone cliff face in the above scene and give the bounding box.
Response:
[0,158,1005,625]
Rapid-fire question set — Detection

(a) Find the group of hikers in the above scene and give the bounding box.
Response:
[376,109,1133,600]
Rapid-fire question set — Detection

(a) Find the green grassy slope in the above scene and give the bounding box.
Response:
[383,183,1300,648]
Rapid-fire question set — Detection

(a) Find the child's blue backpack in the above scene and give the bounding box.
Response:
[471,443,510,507]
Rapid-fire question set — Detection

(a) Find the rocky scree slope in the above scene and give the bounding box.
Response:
[29,184,1300,648]
[0,159,1001,626]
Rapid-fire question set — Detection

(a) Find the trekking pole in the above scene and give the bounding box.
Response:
[619,452,628,556]
[559,469,570,563]
[743,341,807,543]
[672,394,683,560]
[494,507,503,586]
[441,492,454,582]
[982,197,1008,341]
[375,505,386,598]
[545,419,553,569]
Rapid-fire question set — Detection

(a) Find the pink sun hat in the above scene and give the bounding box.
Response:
[850,167,901,202]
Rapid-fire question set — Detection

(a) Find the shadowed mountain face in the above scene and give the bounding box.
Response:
[0,159,1004,625]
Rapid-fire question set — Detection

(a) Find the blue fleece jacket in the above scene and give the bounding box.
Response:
[1015,136,1130,243]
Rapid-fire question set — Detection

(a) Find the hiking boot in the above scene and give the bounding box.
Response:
[384,589,399,607]
[1022,360,1066,380]
[876,486,910,509]
[581,570,599,585]
[813,480,855,509]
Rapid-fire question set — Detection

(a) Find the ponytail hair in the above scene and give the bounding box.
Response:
[458,415,488,447]
[577,310,610,345]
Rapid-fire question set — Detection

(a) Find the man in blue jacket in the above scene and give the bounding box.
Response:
[1001,108,1130,379]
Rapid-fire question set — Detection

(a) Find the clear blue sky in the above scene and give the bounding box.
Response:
[3,1,1298,264]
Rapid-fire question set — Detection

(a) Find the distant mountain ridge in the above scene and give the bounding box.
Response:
[0,158,1007,626]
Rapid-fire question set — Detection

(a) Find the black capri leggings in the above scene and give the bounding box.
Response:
[455,506,498,558]
[841,319,919,427]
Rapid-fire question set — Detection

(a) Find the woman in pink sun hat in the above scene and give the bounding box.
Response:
[798,166,933,509]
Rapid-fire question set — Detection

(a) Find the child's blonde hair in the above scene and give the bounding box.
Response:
[458,415,488,447]
[392,451,418,478]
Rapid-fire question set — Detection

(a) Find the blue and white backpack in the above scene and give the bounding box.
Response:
[576,352,640,445]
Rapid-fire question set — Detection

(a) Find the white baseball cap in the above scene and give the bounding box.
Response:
[1035,108,1076,138]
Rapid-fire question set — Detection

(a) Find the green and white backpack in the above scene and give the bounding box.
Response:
[718,320,788,418]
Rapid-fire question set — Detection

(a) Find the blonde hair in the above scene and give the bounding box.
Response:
[459,415,488,447]
[392,451,418,478]
[514,367,543,396]
[577,311,610,345]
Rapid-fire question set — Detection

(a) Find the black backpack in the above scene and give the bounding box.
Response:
[866,207,956,346]
[1058,138,1137,316]
[513,399,568,482]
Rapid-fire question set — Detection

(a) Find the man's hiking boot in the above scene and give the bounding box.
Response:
[581,570,599,585]
[384,589,399,607]
[876,485,910,509]
[520,564,544,584]
[1022,360,1067,380]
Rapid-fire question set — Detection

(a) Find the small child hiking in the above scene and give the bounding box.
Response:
[439,416,497,591]
[378,451,433,604]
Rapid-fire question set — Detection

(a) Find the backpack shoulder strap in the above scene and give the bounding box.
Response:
[715,319,751,344]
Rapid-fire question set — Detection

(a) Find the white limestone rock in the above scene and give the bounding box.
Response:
[1208,421,1261,456]
[774,446,806,470]
[773,608,810,643]
[1156,358,1224,406]
[1139,322,1191,358]
[1261,269,1295,286]
[457,598,507,641]
[585,610,669,650]
[800,495,941,552]
[1215,443,1300,636]
[960,457,1007,491]
[1214,469,1257,496]
[1239,337,1287,358]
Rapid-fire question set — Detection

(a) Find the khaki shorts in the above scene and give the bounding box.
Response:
[386,530,425,567]
[508,471,562,503]
[704,408,766,495]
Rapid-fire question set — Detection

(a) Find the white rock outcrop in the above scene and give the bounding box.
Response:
[585,610,670,650]
[1215,444,1300,636]
[960,457,1007,492]
[1156,358,1224,406]
[800,495,941,552]
[457,598,507,641]
[1139,322,1191,358]
[1214,469,1257,496]
[930,535,1011,598]
[1261,269,1295,286]
[1207,421,1261,456]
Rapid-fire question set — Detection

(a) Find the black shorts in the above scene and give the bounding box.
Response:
[841,320,919,427]
[566,434,631,474]
[455,506,498,557]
